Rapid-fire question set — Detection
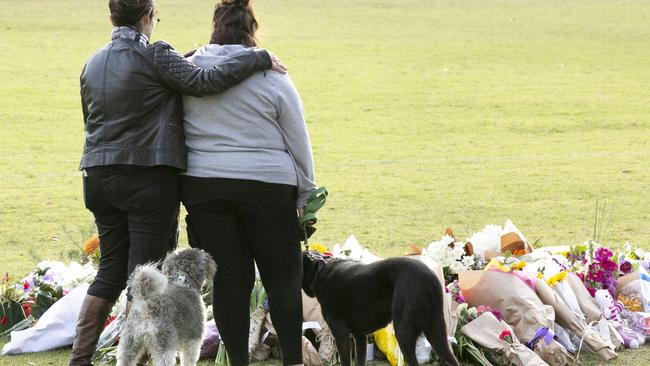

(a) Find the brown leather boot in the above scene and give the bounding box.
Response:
[68,294,113,366]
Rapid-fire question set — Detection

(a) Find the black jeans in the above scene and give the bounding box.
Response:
[83,166,180,303]
[182,177,303,366]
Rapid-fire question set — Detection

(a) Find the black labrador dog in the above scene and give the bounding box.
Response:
[302,251,459,366]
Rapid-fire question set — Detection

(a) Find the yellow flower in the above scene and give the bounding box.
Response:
[83,234,100,256]
[484,258,511,273]
[511,261,527,271]
[537,272,544,279]
[308,243,329,254]
[546,271,568,287]
[618,294,643,312]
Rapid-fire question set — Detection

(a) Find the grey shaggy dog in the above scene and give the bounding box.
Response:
[117,249,217,366]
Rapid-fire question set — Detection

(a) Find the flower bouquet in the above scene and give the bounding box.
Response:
[467,220,534,261]
[459,270,572,366]
[422,234,479,284]
[452,303,493,366]
[583,245,619,298]
[460,311,548,366]
[535,275,617,360]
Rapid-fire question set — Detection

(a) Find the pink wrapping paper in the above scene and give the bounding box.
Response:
[459,271,572,366]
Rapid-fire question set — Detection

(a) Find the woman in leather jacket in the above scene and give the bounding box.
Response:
[69,1,285,364]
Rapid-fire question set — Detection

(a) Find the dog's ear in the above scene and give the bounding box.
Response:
[302,251,327,297]
[202,251,217,280]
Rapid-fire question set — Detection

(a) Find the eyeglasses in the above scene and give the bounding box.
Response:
[140,6,160,25]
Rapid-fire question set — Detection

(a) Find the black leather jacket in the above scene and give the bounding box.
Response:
[79,27,271,170]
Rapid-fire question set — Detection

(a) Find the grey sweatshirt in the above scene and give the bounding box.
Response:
[182,44,316,208]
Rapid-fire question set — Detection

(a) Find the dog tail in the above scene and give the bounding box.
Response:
[424,282,460,366]
[128,264,168,300]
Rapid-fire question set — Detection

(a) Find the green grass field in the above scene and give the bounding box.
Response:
[1,0,649,364]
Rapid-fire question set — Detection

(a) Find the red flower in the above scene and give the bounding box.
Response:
[103,315,117,328]
[22,302,32,317]
[23,281,30,290]
[499,330,512,340]
[1,316,7,326]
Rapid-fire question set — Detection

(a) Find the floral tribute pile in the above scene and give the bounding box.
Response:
[3,224,650,366]
[397,221,650,366]
[1,237,98,337]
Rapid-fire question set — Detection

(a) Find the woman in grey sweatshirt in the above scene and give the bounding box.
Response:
[180,1,315,365]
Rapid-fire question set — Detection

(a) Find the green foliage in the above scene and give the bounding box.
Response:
[29,285,62,319]
[250,279,267,314]
[0,301,26,333]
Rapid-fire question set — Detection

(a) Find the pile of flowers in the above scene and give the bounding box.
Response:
[5,224,650,366]
[1,260,96,337]
[422,234,480,283]
[1,235,99,337]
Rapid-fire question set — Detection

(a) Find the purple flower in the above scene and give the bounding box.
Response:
[594,247,613,262]
[601,260,618,272]
[620,261,633,274]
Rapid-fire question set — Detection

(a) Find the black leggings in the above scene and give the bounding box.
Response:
[182,177,303,366]
[83,166,180,303]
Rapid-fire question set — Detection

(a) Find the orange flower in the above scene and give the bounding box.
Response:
[512,248,527,256]
[83,234,100,256]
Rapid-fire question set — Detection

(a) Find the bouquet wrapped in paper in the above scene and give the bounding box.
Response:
[459,270,571,366]
[461,311,548,366]
[469,220,534,261]
[535,276,617,360]
[565,273,624,349]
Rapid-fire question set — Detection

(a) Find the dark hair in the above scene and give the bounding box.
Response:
[109,0,154,27]
[210,0,258,47]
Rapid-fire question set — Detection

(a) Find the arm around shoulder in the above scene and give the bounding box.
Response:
[149,41,272,97]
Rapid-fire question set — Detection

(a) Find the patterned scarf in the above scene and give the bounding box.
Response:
[111,26,149,47]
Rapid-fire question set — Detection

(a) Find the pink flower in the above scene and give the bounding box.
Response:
[499,330,512,340]
[601,260,617,272]
[491,309,502,321]
[595,247,613,262]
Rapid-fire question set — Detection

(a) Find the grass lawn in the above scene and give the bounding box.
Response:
[1,0,649,364]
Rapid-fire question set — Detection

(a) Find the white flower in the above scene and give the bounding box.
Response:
[461,255,475,267]
[423,235,476,274]
[466,224,502,260]
[332,236,381,263]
